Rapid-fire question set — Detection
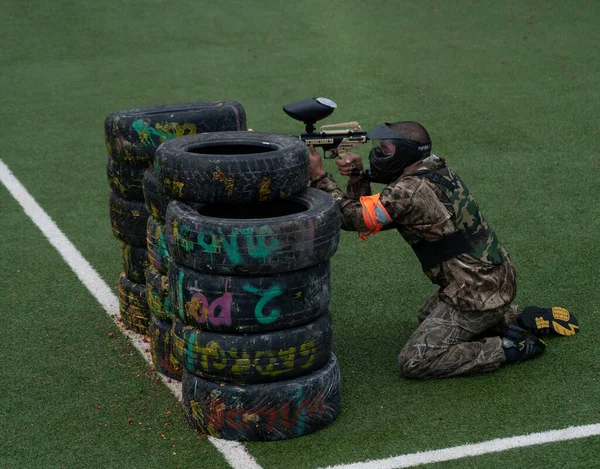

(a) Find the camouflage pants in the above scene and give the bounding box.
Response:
[398,293,518,379]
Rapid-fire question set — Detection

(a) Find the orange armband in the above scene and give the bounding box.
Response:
[358,193,393,240]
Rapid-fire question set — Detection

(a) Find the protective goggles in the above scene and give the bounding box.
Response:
[367,123,431,158]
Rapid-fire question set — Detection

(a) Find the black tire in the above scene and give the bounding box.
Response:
[169,260,330,333]
[104,100,247,165]
[146,264,172,322]
[120,242,148,284]
[149,316,182,381]
[106,155,148,200]
[154,131,309,204]
[143,168,170,223]
[146,215,170,275]
[117,273,150,335]
[165,189,340,275]
[109,191,149,247]
[182,353,341,441]
[171,313,332,385]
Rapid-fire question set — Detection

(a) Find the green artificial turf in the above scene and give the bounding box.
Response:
[1,1,599,468]
[0,184,232,468]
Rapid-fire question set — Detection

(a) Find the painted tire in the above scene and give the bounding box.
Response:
[106,155,147,200]
[171,313,332,385]
[182,353,341,441]
[169,260,330,333]
[109,191,149,247]
[117,273,150,335]
[146,215,170,275]
[120,242,148,284]
[149,316,182,381]
[143,168,170,223]
[154,131,309,204]
[165,189,340,275]
[104,100,247,165]
[146,265,171,322]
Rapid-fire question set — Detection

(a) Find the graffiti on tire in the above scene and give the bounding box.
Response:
[176,270,283,327]
[132,120,197,149]
[173,220,279,265]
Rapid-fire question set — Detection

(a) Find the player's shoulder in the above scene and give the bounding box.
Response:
[379,176,422,203]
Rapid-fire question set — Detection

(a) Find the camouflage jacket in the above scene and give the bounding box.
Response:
[311,155,516,312]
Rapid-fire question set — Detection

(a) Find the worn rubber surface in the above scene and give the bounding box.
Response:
[120,241,148,284]
[165,188,340,275]
[109,191,149,247]
[149,315,182,381]
[154,131,309,204]
[182,353,341,441]
[146,264,171,322]
[104,100,247,165]
[106,155,148,200]
[142,168,170,222]
[146,215,170,275]
[169,260,331,333]
[117,273,150,335]
[171,312,332,385]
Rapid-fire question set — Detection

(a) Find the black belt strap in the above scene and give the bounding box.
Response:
[411,231,472,271]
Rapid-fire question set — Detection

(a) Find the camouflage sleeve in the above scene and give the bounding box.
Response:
[346,174,372,199]
[310,173,368,232]
[311,174,455,237]
[378,177,455,241]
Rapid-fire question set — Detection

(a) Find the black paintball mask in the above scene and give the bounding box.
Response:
[366,123,432,184]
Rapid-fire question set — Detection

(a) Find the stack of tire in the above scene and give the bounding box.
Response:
[105,101,247,381]
[155,131,343,440]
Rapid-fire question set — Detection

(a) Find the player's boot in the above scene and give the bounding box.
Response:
[502,324,546,364]
[516,306,579,337]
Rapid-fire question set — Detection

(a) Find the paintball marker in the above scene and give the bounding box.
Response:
[283,97,368,159]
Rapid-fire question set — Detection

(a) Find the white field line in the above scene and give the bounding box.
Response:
[317,422,600,469]
[0,160,262,469]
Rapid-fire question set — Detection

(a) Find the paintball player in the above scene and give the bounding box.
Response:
[308,121,579,379]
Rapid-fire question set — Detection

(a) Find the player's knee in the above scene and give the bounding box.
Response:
[397,347,428,379]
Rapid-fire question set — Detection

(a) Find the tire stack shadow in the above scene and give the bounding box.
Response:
[156,131,343,440]
[104,101,247,381]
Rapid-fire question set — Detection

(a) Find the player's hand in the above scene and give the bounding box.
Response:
[308,145,326,181]
[336,152,363,176]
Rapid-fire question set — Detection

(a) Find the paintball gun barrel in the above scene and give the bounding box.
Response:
[283,97,368,159]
